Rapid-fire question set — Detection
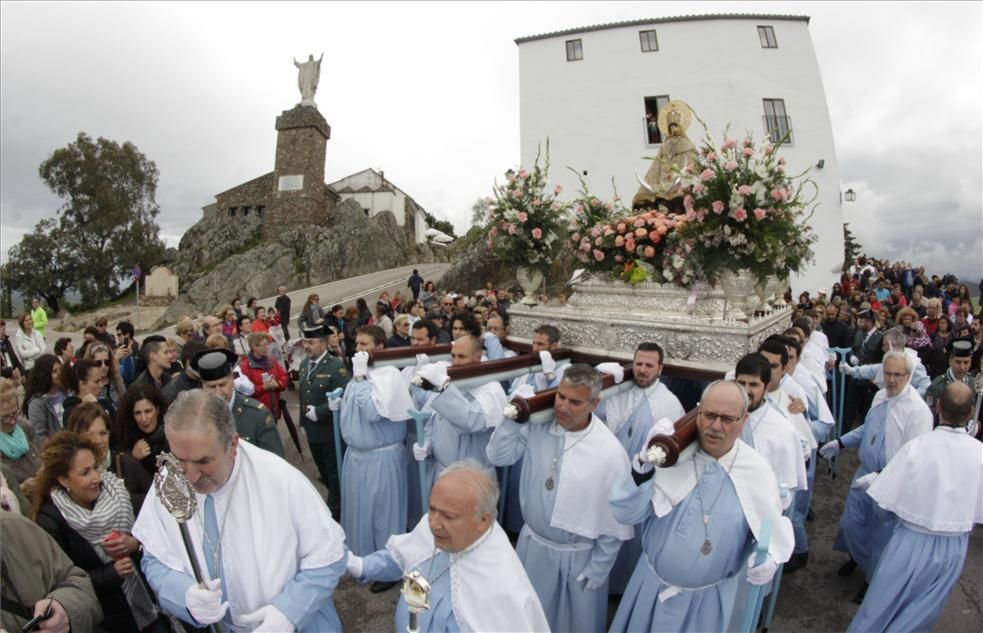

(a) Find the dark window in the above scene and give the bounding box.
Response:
[241,206,251,216]
[256,205,265,217]
[228,207,237,217]
[363,208,370,216]
[639,30,658,52]
[758,25,778,48]
[763,99,792,144]
[565,39,583,62]
[643,95,670,144]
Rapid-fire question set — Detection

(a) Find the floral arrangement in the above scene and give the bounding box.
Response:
[564,169,621,255]
[673,128,817,285]
[486,143,568,274]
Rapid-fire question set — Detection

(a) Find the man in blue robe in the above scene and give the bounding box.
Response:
[608,380,793,633]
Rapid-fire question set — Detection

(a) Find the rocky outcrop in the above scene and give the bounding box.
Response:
[155,199,416,327]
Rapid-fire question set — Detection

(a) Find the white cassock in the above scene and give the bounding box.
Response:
[848,426,983,633]
[135,441,347,632]
[740,403,809,508]
[356,517,550,633]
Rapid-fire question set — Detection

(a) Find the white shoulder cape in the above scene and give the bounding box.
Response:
[386,518,550,633]
[766,388,818,451]
[748,405,809,495]
[650,440,794,564]
[133,441,346,625]
[365,365,414,421]
[868,426,983,533]
[869,383,933,462]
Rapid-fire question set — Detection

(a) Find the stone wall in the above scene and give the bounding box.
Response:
[214,173,275,220]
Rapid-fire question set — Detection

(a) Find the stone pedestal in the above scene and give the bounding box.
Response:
[507,278,791,372]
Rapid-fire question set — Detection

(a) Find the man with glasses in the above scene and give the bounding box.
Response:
[607,380,792,633]
[820,351,932,602]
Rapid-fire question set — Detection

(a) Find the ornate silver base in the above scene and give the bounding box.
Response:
[508,278,791,370]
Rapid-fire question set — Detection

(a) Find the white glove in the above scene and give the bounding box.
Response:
[185,578,229,625]
[840,362,858,377]
[849,354,859,367]
[480,330,497,341]
[539,351,556,377]
[576,573,604,591]
[412,441,430,461]
[512,383,536,400]
[346,552,364,579]
[305,405,318,422]
[596,362,624,384]
[353,351,370,378]
[746,553,778,586]
[328,397,342,412]
[239,604,294,633]
[852,471,878,491]
[415,353,431,371]
[416,363,449,391]
[234,372,255,396]
[819,439,840,460]
[633,417,675,474]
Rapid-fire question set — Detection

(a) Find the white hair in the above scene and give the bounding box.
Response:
[701,379,750,417]
[883,350,914,374]
[438,459,499,520]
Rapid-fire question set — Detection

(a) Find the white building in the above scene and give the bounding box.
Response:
[328,168,428,244]
[516,14,844,293]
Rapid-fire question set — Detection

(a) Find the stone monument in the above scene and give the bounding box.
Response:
[294,53,323,107]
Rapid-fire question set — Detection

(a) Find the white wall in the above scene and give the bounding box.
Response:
[331,169,409,227]
[518,17,844,293]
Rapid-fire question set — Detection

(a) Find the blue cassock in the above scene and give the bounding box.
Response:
[358,549,461,633]
[608,457,752,633]
[416,384,495,490]
[486,418,621,633]
[340,380,407,556]
[847,522,969,633]
[833,400,894,580]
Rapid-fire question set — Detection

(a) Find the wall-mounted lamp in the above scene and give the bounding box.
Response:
[816,159,825,169]
[843,188,856,202]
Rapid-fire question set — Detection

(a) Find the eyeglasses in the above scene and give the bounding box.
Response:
[883,371,909,379]
[94,360,111,367]
[699,409,742,425]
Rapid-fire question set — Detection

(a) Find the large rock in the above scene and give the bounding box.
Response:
[155,199,415,327]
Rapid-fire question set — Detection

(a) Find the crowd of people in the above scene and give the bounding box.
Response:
[0,257,980,633]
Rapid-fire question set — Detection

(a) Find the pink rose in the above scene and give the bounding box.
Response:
[617,223,627,233]
[706,152,717,161]
[771,189,784,201]
[580,239,591,252]
[489,226,498,236]
[486,238,493,248]
[591,227,601,238]
[657,225,668,235]
[743,147,754,157]
[753,208,767,220]
[634,218,646,228]
[511,189,522,199]
[648,230,660,242]
[593,249,605,262]
[517,211,528,222]
[532,198,541,206]
[507,223,517,235]
[518,169,529,179]
[595,236,604,246]
[696,210,707,221]
[625,238,636,252]
[724,160,739,171]
[571,232,580,242]
[683,194,695,209]
[554,185,563,194]
[635,228,647,238]
[692,182,705,194]
[722,138,738,150]
[700,168,715,181]
[738,185,753,196]
[614,255,623,263]
[532,227,543,239]
[643,246,656,258]
[712,200,725,214]
[575,204,584,214]
[615,235,625,247]
[734,208,748,222]
[686,208,696,221]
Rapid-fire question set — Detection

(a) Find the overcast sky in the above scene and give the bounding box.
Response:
[2,1,981,282]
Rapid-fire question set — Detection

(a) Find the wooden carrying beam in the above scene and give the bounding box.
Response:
[507,365,635,423]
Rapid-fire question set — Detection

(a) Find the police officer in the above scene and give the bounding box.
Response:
[925,340,977,426]
[191,348,285,457]
[299,324,350,518]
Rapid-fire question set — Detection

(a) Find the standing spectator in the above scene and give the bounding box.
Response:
[33,432,161,633]
[30,297,48,337]
[232,296,244,320]
[113,321,139,385]
[173,318,196,355]
[115,385,170,511]
[233,315,253,358]
[251,307,270,334]
[220,305,238,340]
[24,354,65,442]
[54,338,75,368]
[0,509,103,633]
[245,296,258,318]
[0,319,26,383]
[238,333,288,421]
[356,297,373,326]
[275,285,292,340]
[329,304,346,332]
[129,338,171,391]
[407,268,424,300]
[419,280,438,311]
[342,306,359,359]
[0,377,41,485]
[387,314,411,348]
[13,312,46,371]
[374,302,393,339]
[391,290,406,314]
[93,317,116,349]
[298,293,324,330]
[65,403,115,481]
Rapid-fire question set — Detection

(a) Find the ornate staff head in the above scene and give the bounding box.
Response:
[154,452,197,523]
[401,570,432,615]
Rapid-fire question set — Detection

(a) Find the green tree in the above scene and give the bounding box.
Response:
[469,197,490,228]
[3,218,80,314]
[37,132,165,305]
[423,210,457,239]
[843,223,863,272]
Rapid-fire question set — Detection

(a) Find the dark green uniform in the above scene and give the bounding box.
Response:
[924,370,976,426]
[232,392,284,458]
[298,353,350,517]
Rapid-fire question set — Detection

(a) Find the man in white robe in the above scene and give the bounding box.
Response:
[487,364,633,632]
[820,351,932,599]
[595,342,685,593]
[346,460,549,633]
[608,380,793,632]
[134,390,347,633]
[840,327,932,396]
[848,382,983,632]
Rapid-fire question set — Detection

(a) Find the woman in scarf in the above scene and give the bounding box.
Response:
[239,332,288,420]
[33,431,162,633]
[114,385,169,513]
[23,354,65,442]
[0,377,41,486]
[299,293,325,330]
[66,403,115,480]
[419,280,438,311]
[233,314,253,358]
[13,312,46,371]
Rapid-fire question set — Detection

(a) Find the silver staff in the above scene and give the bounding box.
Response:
[154,452,223,633]
[401,570,432,633]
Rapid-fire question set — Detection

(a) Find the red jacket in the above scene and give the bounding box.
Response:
[238,356,288,419]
